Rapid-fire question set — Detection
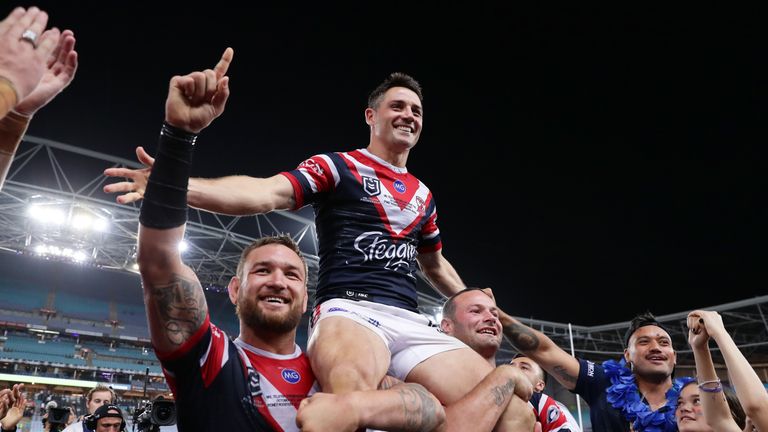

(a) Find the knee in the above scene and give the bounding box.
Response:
[324,363,378,393]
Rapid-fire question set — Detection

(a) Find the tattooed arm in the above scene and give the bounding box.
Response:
[376,368,533,432]
[498,309,581,391]
[138,224,208,354]
[296,383,446,432]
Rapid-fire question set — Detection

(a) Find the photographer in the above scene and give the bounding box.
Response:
[63,385,115,432]
[84,405,126,432]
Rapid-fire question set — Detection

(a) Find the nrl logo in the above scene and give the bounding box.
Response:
[362,176,381,196]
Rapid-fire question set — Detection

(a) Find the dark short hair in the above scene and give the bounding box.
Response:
[235,235,307,285]
[367,72,423,109]
[512,353,548,385]
[442,287,488,321]
[623,311,672,347]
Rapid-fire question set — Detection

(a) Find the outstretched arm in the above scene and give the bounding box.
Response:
[690,310,768,431]
[139,48,232,354]
[498,309,581,391]
[686,311,741,431]
[416,250,466,298]
[104,153,296,215]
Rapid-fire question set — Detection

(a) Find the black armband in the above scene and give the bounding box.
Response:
[139,122,197,229]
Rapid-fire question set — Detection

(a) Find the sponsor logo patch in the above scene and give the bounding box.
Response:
[281,368,301,384]
[393,180,406,193]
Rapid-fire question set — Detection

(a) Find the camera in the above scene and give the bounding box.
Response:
[133,397,176,432]
[42,401,71,432]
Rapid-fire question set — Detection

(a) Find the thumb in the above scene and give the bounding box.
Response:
[136,146,155,167]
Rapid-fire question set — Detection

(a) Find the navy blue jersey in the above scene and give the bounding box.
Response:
[281,149,442,312]
[573,358,631,432]
[158,316,316,432]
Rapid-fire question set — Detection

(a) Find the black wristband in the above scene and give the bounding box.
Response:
[139,123,196,229]
[160,122,198,145]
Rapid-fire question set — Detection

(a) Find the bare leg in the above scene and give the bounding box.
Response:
[308,316,391,393]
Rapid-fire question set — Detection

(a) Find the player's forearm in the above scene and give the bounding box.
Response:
[354,383,445,432]
[188,175,293,215]
[499,312,579,390]
[419,255,465,298]
[441,365,527,432]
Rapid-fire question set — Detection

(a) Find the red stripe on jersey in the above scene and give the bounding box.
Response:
[300,155,336,192]
[199,323,229,388]
[280,172,305,210]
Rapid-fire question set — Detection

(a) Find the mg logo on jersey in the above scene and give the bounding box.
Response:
[362,176,381,196]
[281,368,301,384]
[393,180,406,193]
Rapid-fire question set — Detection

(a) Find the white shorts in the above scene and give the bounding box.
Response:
[308,298,468,381]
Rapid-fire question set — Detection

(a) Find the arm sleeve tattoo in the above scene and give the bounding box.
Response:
[145,273,207,347]
[397,383,442,432]
[503,321,540,352]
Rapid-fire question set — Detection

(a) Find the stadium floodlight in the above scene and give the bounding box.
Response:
[178,240,189,253]
[27,204,66,225]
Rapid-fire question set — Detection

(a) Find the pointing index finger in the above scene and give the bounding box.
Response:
[214,47,234,78]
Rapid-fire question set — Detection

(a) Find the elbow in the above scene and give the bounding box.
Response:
[137,242,179,282]
[741,394,768,419]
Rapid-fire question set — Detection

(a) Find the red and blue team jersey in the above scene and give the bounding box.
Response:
[529,392,582,432]
[158,316,317,432]
[281,148,442,312]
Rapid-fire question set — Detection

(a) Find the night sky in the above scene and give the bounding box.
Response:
[7,3,766,325]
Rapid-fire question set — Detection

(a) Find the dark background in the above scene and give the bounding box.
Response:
[5,3,766,324]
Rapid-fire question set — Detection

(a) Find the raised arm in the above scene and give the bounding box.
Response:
[0,7,62,118]
[686,311,742,431]
[689,310,768,431]
[416,250,466,298]
[1,27,76,189]
[138,48,232,354]
[498,309,581,391]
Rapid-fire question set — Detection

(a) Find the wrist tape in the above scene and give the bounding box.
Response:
[139,123,197,229]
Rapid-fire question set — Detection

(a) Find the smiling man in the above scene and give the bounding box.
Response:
[441,288,581,432]
[501,310,681,432]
